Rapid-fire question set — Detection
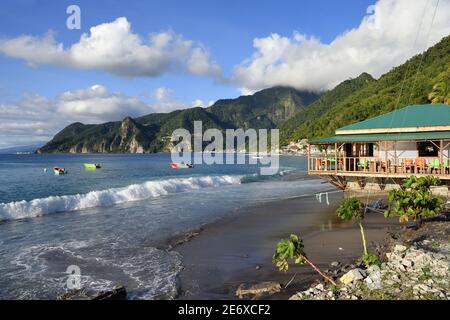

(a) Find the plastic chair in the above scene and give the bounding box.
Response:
[430,159,440,173]
[415,158,427,174]
[315,159,323,170]
[357,159,368,171]
[404,159,414,173]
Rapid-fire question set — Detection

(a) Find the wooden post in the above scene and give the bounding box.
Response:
[308,144,311,173]
[385,141,388,174]
[335,143,338,174]
[440,140,443,175]
[343,144,347,172]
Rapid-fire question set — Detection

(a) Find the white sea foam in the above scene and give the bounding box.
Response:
[0,175,242,222]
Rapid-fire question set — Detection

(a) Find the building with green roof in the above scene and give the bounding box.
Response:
[307,104,450,189]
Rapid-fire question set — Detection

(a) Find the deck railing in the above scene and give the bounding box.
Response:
[308,155,450,176]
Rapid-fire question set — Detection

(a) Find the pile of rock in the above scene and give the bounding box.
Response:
[58,286,127,300]
[290,241,449,300]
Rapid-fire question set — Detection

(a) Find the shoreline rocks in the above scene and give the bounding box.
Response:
[289,218,449,300]
[236,282,281,299]
[58,285,128,300]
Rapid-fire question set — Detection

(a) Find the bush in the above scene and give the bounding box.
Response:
[385,176,444,223]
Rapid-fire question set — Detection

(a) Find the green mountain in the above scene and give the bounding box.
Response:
[38,87,320,153]
[279,72,375,145]
[280,34,450,142]
[37,34,450,153]
[207,86,319,129]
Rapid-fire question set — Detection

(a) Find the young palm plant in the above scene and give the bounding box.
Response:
[273,234,337,286]
[336,197,379,267]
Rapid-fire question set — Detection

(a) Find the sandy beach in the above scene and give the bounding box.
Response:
[175,184,401,299]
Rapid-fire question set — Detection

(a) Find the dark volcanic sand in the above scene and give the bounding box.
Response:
[175,188,400,299]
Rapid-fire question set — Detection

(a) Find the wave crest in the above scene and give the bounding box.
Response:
[0,175,242,222]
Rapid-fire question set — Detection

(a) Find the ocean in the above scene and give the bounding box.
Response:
[0,153,333,299]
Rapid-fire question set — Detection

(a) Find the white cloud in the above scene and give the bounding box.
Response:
[232,0,450,93]
[0,86,211,147]
[151,87,208,112]
[57,84,151,121]
[191,99,204,108]
[0,94,62,147]
[153,87,173,101]
[0,17,222,78]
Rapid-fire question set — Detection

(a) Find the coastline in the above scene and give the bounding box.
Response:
[172,185,401,299]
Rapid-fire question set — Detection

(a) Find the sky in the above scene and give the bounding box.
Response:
[0,0,449,148]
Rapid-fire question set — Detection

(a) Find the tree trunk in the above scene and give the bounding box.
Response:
[359,222,368,256]
[304,257,337,286]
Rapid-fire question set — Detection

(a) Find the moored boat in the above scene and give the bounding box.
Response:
[170,162,193,169]
[53,167,68,175]
[84,163,101,169]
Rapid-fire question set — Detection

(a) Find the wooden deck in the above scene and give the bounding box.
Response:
[308,155,450,187]
[309,170,450,180]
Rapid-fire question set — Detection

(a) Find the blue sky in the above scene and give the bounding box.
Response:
[0,0,449,147]
[0,0,373,102]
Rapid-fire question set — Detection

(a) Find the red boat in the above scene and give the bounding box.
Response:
[53,167,68,175]
[170,162,193,169]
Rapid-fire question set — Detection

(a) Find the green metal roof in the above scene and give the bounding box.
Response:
[309,131,450,144]
[336,104,450,132]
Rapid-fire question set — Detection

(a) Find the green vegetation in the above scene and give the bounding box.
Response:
[384,176,444,223]
[279,72,375,145]
[280,34,450,143]
[207,86,319,130]
[428,66,450,104]
[38,87,319,153]
[272,234,336,286]
[39,34,450,153]
[336,197,379,267]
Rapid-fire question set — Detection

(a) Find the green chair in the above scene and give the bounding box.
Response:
[357,159,368,170]
[430,159,440,173]
[444,159,450,174]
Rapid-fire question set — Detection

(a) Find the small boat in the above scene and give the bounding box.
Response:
[53,167,68,175]
[84,163,101,169]
[170,162,193,169]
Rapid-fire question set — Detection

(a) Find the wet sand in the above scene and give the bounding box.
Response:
[175,187,400,299]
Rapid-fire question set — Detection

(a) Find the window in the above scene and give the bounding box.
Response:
[417,141,438,157]
[345,143,374,157]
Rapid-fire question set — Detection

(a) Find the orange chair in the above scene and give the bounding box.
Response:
[404,159,414,173]
[415,158,427,174]
[315,159,323,170]
[337,159,344,171]
[380,160,389,173]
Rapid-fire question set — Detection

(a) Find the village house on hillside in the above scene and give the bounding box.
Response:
[281,139,309,155]
[307,104,450,192]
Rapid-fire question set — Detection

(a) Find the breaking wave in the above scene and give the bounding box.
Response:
[0,175,242,222]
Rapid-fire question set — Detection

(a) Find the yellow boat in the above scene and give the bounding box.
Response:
[83,163,101,169]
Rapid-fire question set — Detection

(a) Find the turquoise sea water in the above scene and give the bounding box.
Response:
[0,153,332,299]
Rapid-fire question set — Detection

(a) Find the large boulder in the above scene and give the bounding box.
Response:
[58,286,127,300]
[236,282,281,299]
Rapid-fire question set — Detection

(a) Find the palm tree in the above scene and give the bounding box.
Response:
[273,234,337,286]
[336,197,368,256]
[428,67,449,104]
